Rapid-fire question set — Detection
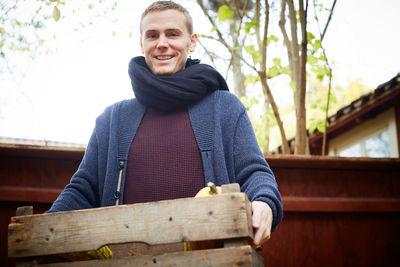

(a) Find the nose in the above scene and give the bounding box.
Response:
[156,34,168,49]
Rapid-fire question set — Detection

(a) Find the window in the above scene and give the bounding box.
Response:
[329,108,398,158]
[365,131,390,157]
[337,130,390,158]
[338,143,362,157]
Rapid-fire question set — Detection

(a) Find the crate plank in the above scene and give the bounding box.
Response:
[35,245,263,267]
[9,193,253,258]
[221,183,240,193]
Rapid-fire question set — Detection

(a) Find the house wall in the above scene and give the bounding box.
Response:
[328,107,399,157]
[1,148,400,266]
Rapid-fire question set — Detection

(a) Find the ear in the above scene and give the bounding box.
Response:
[140,36,144,54]
[188,33,198,53]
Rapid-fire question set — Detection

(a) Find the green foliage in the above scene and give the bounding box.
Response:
[306,77,372,133]
[272,57,281,66]
[311,65,330,81]
[53,6,61,22]
[307,32,315,41]
[306,32,331,83]
[244,45,261,64]
[244,21,258,34]
[244,74,260,86]
[218,5,234,22]
[267,35,279,46]
[307,55,318,64]
[290,81,296,92]
[309,117,325,133]
[267,65,280,78]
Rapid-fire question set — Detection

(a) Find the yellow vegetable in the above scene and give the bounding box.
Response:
[38,245,113,263]
[194,182,222,197]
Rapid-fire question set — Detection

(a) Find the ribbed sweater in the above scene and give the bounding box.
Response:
[124,108,204,204]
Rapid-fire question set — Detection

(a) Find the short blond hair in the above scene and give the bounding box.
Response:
[140,1,193,34]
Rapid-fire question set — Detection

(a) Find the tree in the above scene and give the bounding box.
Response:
[197,0,291,154]
[196,0,337,154]
[279,0,308,154]
[197,0,251,99]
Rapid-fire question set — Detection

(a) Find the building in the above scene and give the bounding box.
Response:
[275,74,400,157]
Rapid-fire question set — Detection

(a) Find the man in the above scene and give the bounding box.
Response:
[48,1,282,246]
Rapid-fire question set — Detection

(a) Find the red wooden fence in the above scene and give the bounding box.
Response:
[1,145,399,266]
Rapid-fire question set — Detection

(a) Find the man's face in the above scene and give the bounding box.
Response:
[140,9,197,75]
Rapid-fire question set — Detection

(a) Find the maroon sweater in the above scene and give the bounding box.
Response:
[123,108,205,204]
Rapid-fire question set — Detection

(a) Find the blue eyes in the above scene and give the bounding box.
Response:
[146,32,179,39]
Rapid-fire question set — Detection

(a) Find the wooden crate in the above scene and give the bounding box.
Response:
[8,184,264,266]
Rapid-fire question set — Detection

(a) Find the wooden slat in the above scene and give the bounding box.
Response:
[9,193,253,258]
[16,206,33,217]
[31,245,263,267]
[221,183,240,193]
[0,186,61,203]
[283,196,400,212]
[266,155,400,170]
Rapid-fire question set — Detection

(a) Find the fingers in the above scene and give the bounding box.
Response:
[252,203,261,228]
[253,218,270,245]
[251,201,273,246]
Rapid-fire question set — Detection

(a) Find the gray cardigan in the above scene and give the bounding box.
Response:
[48,91,283,231]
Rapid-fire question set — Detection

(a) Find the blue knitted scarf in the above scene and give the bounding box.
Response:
[128,56,229,112]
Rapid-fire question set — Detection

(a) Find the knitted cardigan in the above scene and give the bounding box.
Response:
[48,90,283,231]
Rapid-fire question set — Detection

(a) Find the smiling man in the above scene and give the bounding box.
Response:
[140,8,197,75]
[47,1,283,247]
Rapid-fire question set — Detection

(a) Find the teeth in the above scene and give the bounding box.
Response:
[156,56,173,60]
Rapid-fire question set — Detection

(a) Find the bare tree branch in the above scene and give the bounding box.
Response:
[260,0,268,74]
[313,0,334,155]
[279,0,293,72]
[321,0,337,41]
[0,0,19,19]
[197,38,218,68]
[197,33,258,72]
[197,0,231,49]
[255,0,261,45]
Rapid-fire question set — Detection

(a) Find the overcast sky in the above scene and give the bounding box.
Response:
[0,0,399,145]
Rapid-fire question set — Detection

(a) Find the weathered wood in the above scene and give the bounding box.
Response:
[224,238,248,248]
[14,206,33,267]
[221,183,240,193]
[9,193,253,258]
[108,242,184,258]
[35,245,263,267]
[107,183,244,258]
[16,206,33,216]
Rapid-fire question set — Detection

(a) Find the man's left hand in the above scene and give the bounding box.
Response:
[251,201,273,246]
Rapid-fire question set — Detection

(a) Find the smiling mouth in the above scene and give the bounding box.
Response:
[155,56,174,60]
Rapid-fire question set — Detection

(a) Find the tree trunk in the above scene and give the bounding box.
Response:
[229,22,246,98]
[259,71,290,154]
[279,0,308,154]
[259,0,290,154]
[262,94,270,155]
[294,0,308,154]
